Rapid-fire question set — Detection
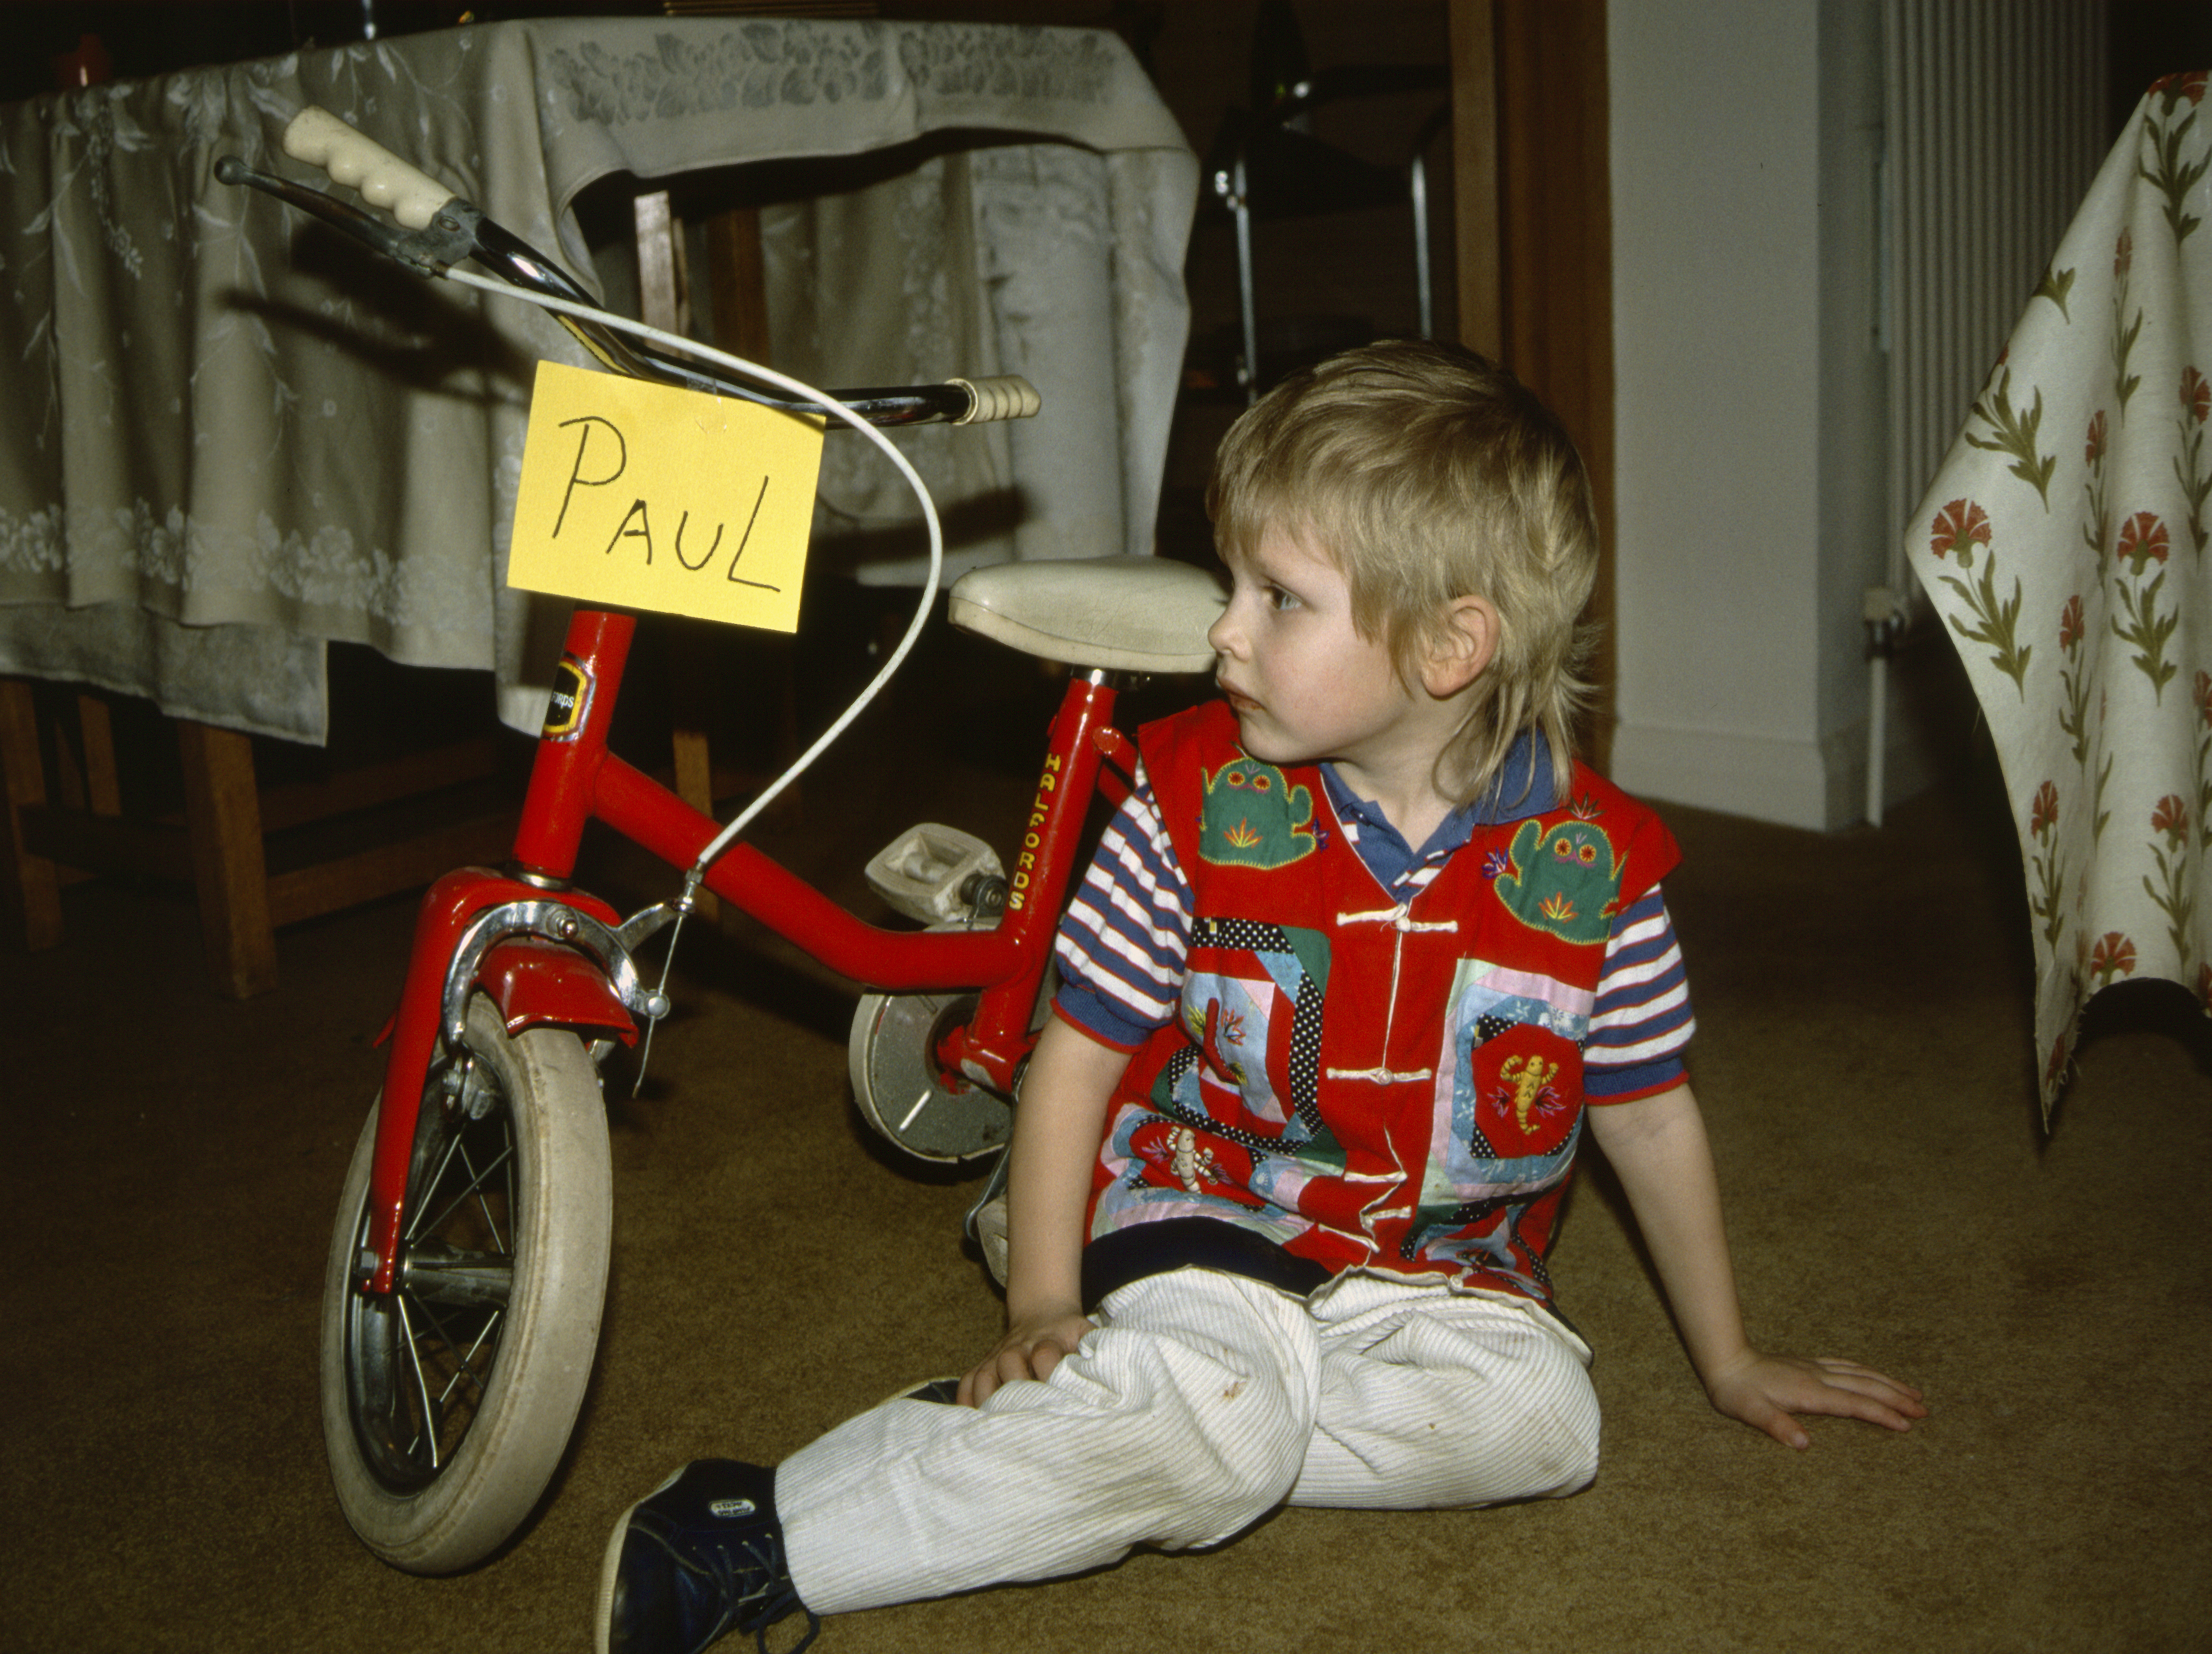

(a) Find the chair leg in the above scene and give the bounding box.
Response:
[668,620,725,921]
[176,719,278,998]
[0,678,62,950]
[76,693,123,816]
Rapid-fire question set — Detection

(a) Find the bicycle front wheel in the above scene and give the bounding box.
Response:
[320,993,612,1573]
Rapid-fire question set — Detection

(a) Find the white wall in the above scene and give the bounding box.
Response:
[1608,0,1894,830]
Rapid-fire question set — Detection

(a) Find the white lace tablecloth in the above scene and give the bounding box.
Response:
[0,18,1197,742]
[1907,74,2212,1117]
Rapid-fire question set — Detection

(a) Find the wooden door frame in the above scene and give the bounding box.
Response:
[1450,0,1616,769]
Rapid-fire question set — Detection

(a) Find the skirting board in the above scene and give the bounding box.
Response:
[1608,722,1845,832]
[1609,646,1972,832]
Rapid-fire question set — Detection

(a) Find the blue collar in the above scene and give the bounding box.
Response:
[1319,730,1556,884]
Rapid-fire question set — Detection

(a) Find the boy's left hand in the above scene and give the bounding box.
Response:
[1701,1348,1928,1449]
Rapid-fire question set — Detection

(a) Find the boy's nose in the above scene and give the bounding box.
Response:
[1206,605,1242,658]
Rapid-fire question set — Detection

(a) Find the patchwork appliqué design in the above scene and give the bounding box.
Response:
[1491,809,1623,944]
[1197,758,1316,868]
[1402,956,1592,1279]
[1144,916,1340,1166]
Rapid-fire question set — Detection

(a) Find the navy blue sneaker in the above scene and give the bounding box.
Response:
[597,1460,819,1654]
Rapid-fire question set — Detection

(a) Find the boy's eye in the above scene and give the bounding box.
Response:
[1266,584,1299,612]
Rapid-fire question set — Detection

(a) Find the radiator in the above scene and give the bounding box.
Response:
[1872,0,2109,820]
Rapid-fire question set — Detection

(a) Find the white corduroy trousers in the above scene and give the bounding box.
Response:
[777,1267,1601,1615]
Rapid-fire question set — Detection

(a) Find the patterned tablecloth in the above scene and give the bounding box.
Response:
[1908,74,2212,1117]
[0,18,1197,743]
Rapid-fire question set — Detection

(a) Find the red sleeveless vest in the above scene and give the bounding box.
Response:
[1088,701,1680,1304]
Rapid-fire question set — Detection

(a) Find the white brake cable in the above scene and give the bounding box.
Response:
[438,263,944,882]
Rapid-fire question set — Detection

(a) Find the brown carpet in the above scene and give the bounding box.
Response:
[5,641,2208,1653]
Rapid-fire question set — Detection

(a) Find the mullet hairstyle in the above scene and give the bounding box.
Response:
[1206,339,1600,807]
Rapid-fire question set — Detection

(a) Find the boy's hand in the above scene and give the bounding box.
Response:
[1584,1088,1928,1452]
[1701,1348,1928,1450]
[961,1017,1130,1409]
[957,1308,1095,1408]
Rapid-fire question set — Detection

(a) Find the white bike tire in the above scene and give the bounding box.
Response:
[319,994,611,1573]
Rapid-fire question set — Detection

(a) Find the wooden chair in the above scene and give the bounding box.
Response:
[0,679,513,996]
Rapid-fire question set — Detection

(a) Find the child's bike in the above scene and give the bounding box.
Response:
[220,109,1222,1574]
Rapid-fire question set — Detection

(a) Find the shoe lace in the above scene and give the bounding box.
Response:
[755,1603,821,1654]
[687,1526,820,1654]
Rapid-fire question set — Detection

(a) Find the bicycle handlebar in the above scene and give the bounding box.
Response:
[226,106,1042,430]
[282,106,453,232]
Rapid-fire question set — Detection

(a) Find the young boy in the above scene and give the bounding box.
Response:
[597,341,1925,1654]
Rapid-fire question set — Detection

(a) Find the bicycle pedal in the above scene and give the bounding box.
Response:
[865,823,1005,926]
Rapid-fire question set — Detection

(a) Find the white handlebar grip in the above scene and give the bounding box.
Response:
[282,106,454,231]
[949,376,1043,424]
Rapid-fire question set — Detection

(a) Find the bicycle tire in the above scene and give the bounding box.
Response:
[320,994,611,1573]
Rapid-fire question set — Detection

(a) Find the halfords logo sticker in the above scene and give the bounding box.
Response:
[543,657,591,740]
[1006,752,1061,913]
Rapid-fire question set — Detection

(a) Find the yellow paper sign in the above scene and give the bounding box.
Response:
[505,359,824,630]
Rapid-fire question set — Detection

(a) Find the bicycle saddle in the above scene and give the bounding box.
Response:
[949,556,1225,674]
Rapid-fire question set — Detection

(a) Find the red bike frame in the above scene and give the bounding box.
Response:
[357,603,1135,1294]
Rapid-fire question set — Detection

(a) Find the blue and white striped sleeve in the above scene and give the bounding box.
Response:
[1052,762,1193,1052]
[1584,885,1695,1101]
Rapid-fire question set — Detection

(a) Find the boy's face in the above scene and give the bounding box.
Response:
[1208,527,1427,788]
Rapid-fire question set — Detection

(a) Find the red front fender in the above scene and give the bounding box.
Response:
[478,936,640,1044]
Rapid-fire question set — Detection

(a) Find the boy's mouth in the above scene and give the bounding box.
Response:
[1217,680,1259,714]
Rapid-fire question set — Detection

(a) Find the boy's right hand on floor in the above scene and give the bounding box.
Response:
[957,1307,1095,1407]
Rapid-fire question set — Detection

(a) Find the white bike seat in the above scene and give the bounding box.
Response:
[949,555,1225,674]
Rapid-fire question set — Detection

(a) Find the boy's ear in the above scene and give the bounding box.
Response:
[1421,595,1499,698]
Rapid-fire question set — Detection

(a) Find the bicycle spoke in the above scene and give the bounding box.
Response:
[432,1309,503,1411]
[458,1138,512,1257]
[404,1126,469,1245]
[394,1294,442,1471]
[367,1064,519,1482]
[414,1137,517,1243]
[409,1292,491,1411]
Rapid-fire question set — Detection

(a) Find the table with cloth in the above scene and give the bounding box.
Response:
[0,16,1198,745]
[1907,73,2212,1118]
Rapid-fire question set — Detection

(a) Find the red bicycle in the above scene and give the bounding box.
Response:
[222,110,1222,1574]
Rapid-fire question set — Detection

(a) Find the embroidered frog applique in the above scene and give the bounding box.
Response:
[1197,758,1317,869]
[1492,815,1621,944]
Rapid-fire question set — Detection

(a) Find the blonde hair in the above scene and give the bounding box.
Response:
[1206,339,1599,806]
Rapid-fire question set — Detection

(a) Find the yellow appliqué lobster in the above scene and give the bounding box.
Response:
[1497,1053,1562,1133]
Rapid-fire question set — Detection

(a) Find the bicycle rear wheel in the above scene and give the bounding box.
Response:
[321,994,611,1573]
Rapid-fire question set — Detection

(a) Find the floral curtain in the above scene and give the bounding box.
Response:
[1908,73,2212,1119]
